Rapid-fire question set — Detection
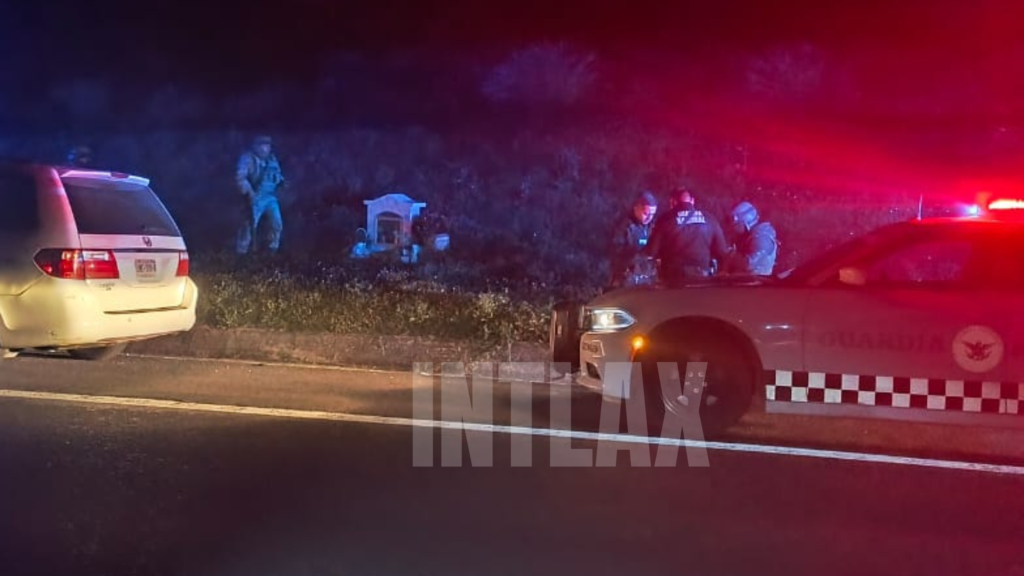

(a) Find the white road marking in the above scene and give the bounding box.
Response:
[1,388,1023,476]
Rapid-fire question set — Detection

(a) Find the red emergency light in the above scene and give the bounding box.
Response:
[988,199,1024,211]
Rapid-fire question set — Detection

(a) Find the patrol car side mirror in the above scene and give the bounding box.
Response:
[838,266,867,286]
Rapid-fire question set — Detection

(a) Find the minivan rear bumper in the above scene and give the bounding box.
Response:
[0,277,198,349]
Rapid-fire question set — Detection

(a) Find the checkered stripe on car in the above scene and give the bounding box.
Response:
[766,371,1024,415]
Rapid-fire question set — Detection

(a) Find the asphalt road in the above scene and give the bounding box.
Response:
[1,353,1023,576]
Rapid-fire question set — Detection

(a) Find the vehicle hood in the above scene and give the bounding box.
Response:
[588,274,777,306]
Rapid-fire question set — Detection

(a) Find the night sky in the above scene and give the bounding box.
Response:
[6,0,1022,89]
[3,0,1023,191]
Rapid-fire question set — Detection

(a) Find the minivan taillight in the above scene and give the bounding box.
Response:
[176,251,189,277]
[34,249,120,280]
[34,249,81,279]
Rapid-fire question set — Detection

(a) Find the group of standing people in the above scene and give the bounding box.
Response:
[609,187,778,289]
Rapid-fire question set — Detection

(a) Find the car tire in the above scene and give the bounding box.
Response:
[68,343,127,361]
[637,333,755,439]
[549,300,584,376]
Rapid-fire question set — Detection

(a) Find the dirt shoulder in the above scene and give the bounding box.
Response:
[125,326,549,374]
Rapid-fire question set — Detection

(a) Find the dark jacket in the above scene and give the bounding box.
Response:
[645,205,729,285]
[608,213,654,287]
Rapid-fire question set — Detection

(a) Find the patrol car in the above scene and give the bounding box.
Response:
[550,201,1024,436]
[0,160,198,360]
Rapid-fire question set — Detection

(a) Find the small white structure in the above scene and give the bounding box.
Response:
[363,193,427,251]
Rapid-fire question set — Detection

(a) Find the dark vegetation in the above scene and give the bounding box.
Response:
[2,42,1020,345]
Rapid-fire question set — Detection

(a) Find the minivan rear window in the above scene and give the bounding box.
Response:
[61,177,181,237]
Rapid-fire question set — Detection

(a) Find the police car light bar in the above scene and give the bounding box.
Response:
[988,199,1024,211]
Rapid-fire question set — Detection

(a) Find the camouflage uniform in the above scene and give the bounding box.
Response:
[236,137,286,254]
[725,201,778,276]
[732,222,778,275]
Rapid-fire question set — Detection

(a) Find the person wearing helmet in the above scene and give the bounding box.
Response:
[644,187,730,286]
[725,200,777,275]
[66,145,93,168]
[235,135,287,254]
[608,191,659,288]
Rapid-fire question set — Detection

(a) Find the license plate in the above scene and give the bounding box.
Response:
[135,259,157,281]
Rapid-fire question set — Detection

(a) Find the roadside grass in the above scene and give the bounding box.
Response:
[191,255,574,349]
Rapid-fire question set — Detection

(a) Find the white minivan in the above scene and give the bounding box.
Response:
[0,160,198,360]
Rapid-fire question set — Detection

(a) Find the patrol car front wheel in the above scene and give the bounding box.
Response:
[637,336,755,439]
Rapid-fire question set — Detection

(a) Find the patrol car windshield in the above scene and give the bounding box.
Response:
[778,223,908,284]
[61,177,181,237]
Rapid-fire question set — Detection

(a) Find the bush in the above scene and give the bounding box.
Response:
[194,267,553,347]
[481,42,598,107]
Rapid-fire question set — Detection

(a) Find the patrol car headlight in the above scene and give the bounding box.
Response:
[586,307,636,332]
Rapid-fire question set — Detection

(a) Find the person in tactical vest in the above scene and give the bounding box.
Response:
[724,200,777,276]
[236,135,287,254]
[608,191,659,288]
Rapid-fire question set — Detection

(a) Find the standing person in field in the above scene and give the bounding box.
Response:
[236,135,287,255]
